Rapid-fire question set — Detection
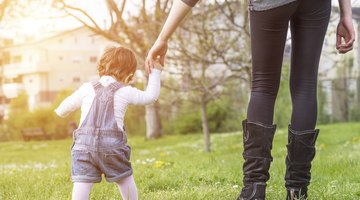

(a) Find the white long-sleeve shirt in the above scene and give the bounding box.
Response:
[55,69,161,130]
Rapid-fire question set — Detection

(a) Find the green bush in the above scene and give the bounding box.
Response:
[4,90,80,140]
[164,97,242,135]
[124,105,146,135]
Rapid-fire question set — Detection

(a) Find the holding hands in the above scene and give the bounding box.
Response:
[153,57,164,71]
[145,39,167,74]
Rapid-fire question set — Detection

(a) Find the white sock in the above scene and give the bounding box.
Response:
[116,175,138,200]
[72,182,94,200]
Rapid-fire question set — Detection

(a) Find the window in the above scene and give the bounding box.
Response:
[89,56,97,63]
[12,55,22,64]
[72,56,81,64]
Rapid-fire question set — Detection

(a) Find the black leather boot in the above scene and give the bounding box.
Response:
[285,126,319,200]
[238,120,276,200]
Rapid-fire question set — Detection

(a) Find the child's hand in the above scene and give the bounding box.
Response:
[153,60,164,71]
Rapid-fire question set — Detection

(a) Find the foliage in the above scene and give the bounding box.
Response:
[317,82,331,124]
[4,91,30,140]
[273,66,292,128]
[0,123,360,199]
[165,100,202,135]
[163,95,243,135]
[3,90,80,141]
[124,105,146,136]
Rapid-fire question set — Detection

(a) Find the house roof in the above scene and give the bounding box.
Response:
[1,26,99,49]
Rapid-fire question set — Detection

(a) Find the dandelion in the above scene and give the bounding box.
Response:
[318,143,326,150]
[153,160,165,169]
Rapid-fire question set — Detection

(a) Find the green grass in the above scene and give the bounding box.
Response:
[0,123,360,199]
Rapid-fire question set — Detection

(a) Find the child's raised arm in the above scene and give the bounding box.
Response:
[120,62,162,105]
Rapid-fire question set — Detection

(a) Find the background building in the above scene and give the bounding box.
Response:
[0,26,114,117]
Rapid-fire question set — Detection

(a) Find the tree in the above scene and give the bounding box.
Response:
[165,1,250,152]
[53,0,172,139]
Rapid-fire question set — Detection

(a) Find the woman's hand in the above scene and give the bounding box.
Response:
[145,39,168,75]
[145,0,193,75]
[336,17,355,54]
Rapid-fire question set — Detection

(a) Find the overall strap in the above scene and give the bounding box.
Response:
[109,82,124,92]
[91,81,103,91]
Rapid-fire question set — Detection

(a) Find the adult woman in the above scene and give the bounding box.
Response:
[145,0,355,199]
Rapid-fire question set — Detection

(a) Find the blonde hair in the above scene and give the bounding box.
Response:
[97,46,137,83]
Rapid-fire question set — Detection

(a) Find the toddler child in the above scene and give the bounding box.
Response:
[55,46,163,200]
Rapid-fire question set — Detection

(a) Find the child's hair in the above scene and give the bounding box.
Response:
[97,46,137,83]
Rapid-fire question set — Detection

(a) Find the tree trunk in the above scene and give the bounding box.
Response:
[145,101,163,139]
[331,78,348,122]
[200,98,210,152]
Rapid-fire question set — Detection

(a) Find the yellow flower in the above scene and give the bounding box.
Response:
[153,160,165,168]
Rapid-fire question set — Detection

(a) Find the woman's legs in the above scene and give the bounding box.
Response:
[247,2,297,125]
[285,1,331,199]
[289,0,331,131]
[72,182,94,200]
[116,175,138,200]
[239,3,298,200]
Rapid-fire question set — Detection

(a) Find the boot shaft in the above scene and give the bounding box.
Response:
[242,120,277,160]
[239,120,276,200]
[285,126,319,190]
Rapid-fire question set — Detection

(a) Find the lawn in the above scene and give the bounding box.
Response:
[0,123,360,200]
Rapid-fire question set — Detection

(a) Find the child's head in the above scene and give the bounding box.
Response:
[98,46,137,83]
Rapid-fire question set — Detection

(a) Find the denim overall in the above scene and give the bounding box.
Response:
[71,81,132,183]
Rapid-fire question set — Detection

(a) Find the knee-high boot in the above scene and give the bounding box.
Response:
[238,120,276,200]
[285,125,319,200]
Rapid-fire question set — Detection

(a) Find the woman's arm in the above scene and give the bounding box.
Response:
[145,0,198,74]
[337,0,355,54]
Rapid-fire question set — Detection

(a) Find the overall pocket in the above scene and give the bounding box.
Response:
[71,149,91,175]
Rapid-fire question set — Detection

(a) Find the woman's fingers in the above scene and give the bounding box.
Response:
[145,58,153,75]
[338,45,353,54]
[159,55,165,66]
[344,36,355,48]
[336,33,355,53]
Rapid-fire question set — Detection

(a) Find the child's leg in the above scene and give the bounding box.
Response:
[72,182,94,200]
[116,175,138,200]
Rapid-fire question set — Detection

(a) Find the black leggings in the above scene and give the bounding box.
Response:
[247,0,331,131]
